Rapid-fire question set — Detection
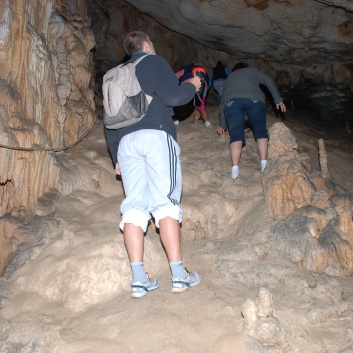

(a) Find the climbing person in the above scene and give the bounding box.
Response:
[217,62,286,179]
[105,31,201,298]
[175,63,212,127]
[210,60,230,102]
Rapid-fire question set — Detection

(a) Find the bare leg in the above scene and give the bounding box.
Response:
[230,141,243,166]
[159,216,182,262]
[257,138,268,161]
[159,216,201,292]
[123,223,145,262]
[200,109,210,123]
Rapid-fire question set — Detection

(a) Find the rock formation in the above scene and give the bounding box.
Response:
[0,0,95,217]
[264,122,353,276]
[0,0,96,273]
[242,287,288,351]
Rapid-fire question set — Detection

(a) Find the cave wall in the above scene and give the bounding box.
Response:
[0,0,96,217]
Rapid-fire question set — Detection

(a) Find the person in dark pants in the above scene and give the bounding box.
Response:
[217,62,286,179]
[210,61,230,102]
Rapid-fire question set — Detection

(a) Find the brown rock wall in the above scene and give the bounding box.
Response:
[0,216,30,275]
[0,0,96,217]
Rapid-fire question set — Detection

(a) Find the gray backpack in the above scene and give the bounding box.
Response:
[102,54,153,129]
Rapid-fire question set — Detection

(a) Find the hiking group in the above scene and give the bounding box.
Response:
[103,31,286,298]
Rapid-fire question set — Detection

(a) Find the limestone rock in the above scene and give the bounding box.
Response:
[264,122,353,276]
[0,0,96,218]
[263,122,316,220]
[13,219,165,312]
[0,217,30,275]
[242,287,288,351]
[272,206,353,276]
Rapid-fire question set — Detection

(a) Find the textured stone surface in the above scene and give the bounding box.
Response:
[263,122,316,220]
[0,3,352,351]
[120,0,353,129]
[0,0,352,293]
[0,0,96,217]
[264,122,353,276]
[242,288,288,351]
[2,0,352,218]
[0,217,29,275]
[0,111,352,353]
[123,0,353,78]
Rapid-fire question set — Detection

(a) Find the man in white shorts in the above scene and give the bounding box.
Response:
[105,31,202,298]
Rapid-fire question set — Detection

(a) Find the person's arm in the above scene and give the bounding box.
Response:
[256,70,287,112]
[217,126,225,135]
[105,128,119,165]
[115,163,121,175]
[218,110,227,131]
[218,94,228,132]
[105,128,122,175]
[152,56,197,107]
[256,70,283,104]
[276,102,286,113]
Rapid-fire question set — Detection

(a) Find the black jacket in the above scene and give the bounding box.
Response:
[105,52,196,164]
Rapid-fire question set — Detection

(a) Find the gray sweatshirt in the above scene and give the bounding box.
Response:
[219,67,283,129]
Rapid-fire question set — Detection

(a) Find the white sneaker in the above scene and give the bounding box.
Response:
[204,121,212,128]
[174,120,180,125]
[231,169,240,180]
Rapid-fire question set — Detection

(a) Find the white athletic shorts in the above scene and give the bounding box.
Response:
[118,129,182,232]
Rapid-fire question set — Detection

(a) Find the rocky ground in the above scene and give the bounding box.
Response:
[0,104,353,353]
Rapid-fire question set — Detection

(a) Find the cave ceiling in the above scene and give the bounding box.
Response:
[123,0,353,67]
[88,0,353,126]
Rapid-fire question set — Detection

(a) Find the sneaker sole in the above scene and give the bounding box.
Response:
[171,277,201,293]
[172,287,189,294]
[131,284,159,299]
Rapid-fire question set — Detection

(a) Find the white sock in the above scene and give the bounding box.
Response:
[261,160,267,172]
[232,165,239,172]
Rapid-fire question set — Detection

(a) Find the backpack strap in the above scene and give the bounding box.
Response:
[133,53,155,66]
[132,54,155,105]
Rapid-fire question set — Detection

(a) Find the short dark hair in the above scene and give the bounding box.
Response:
[232,62,249,72]
[124,31,149,56]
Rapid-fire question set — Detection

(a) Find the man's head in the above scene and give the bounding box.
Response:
[124,31,156,57]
